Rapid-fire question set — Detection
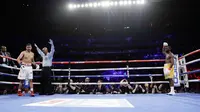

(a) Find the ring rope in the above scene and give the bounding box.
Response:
[180,69,200,75]
[179,49,200,60]
[0,67,200,75]
[0,72,18,77]
[0,80,199,85]
[0,72,164,77]
[1,68,200,78]
[0,64,163,71]
[180,58,200,67]
[0,49,199,65]
[0,64,20,70]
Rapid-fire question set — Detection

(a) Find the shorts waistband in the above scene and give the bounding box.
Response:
[164,63,171,65]
[21,63,32,66]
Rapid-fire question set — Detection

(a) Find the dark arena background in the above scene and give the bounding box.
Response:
[1,0,200,112]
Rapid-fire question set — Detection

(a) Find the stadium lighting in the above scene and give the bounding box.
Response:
[81,4,84,8]
[114,1,118,6]
[68,4,73,9]
[85,3,88,7]
[141,0,145,4]
[101,1,110,7]
[93,2,98,7]
[136,0,141,4]
[73,4,77,8]
[97,2,101,6]
[124,1,128,5]
[119,1,124,5]
[67,0,145,10]
[128,0,132,5]
[110,1,114,6]
[89,3,93,7]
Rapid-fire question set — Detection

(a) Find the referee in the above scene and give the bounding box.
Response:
[34,39,55,95]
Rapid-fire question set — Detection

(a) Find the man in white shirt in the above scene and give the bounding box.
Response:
[34,39,55,95]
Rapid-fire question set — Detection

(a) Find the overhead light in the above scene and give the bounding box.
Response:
[101,1,110,7]
[110,1,114,6]
[81,4,84,8]
[93,2,97,7]
[136,0,141,4]
[89,3,93,7]
[128,0,132,5]
[114,1,118,6]
[141,0,145,4]
[124,1,128,5]
[119,1,124,5]
[67,0,146,10]
[85,3,88,7]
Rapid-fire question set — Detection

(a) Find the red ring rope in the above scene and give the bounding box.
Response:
[0,49,199,65]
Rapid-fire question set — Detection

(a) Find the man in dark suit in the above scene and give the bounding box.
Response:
[0,46,16,87]
[0,46,16,66]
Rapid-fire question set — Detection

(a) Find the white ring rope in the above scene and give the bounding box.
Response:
[0,72,18,77]
[0,71,164,77]
[0,60,199,71]
[180,58,200,67]
[0,64,20,70]
[0,64,164,72]
[0,80,199,85]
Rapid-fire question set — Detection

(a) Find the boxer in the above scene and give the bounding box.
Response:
[162,42,175,95]
[17,43,35,96]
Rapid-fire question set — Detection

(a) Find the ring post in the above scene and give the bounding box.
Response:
[179,57,189,88]
[126,60,130,84]
[174,54,181,87]
[68,61,71,85]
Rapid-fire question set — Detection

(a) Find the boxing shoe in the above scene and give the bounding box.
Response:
[30,91,35,97]
[18,91,23,96]
[167,91,175,96]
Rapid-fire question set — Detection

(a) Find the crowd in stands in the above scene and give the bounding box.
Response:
[54,78,182,94]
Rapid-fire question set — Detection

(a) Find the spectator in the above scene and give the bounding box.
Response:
[144,83,149,93]
[0,46,16,66]
[80,77,93,94]
[132,84,145,93]
[145,83,164,94]
[67,79,79,94]
[62,85,68,93]
[55,84,63,94]
[110,85,120,94]
[152,84,161,94]
[3,89,7,95]
[119,79,133,94]
[0,46,16,84]
[93,80,107,94]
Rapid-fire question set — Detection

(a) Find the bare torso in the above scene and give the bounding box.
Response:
[165,52,173,64]
[20,51,34,64]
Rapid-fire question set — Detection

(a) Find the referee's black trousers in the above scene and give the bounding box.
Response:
[40,67,53,95]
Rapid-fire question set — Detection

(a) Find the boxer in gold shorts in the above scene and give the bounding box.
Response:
[162,42,175,95]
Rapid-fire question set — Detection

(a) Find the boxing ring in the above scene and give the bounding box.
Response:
[0,49,200,112]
